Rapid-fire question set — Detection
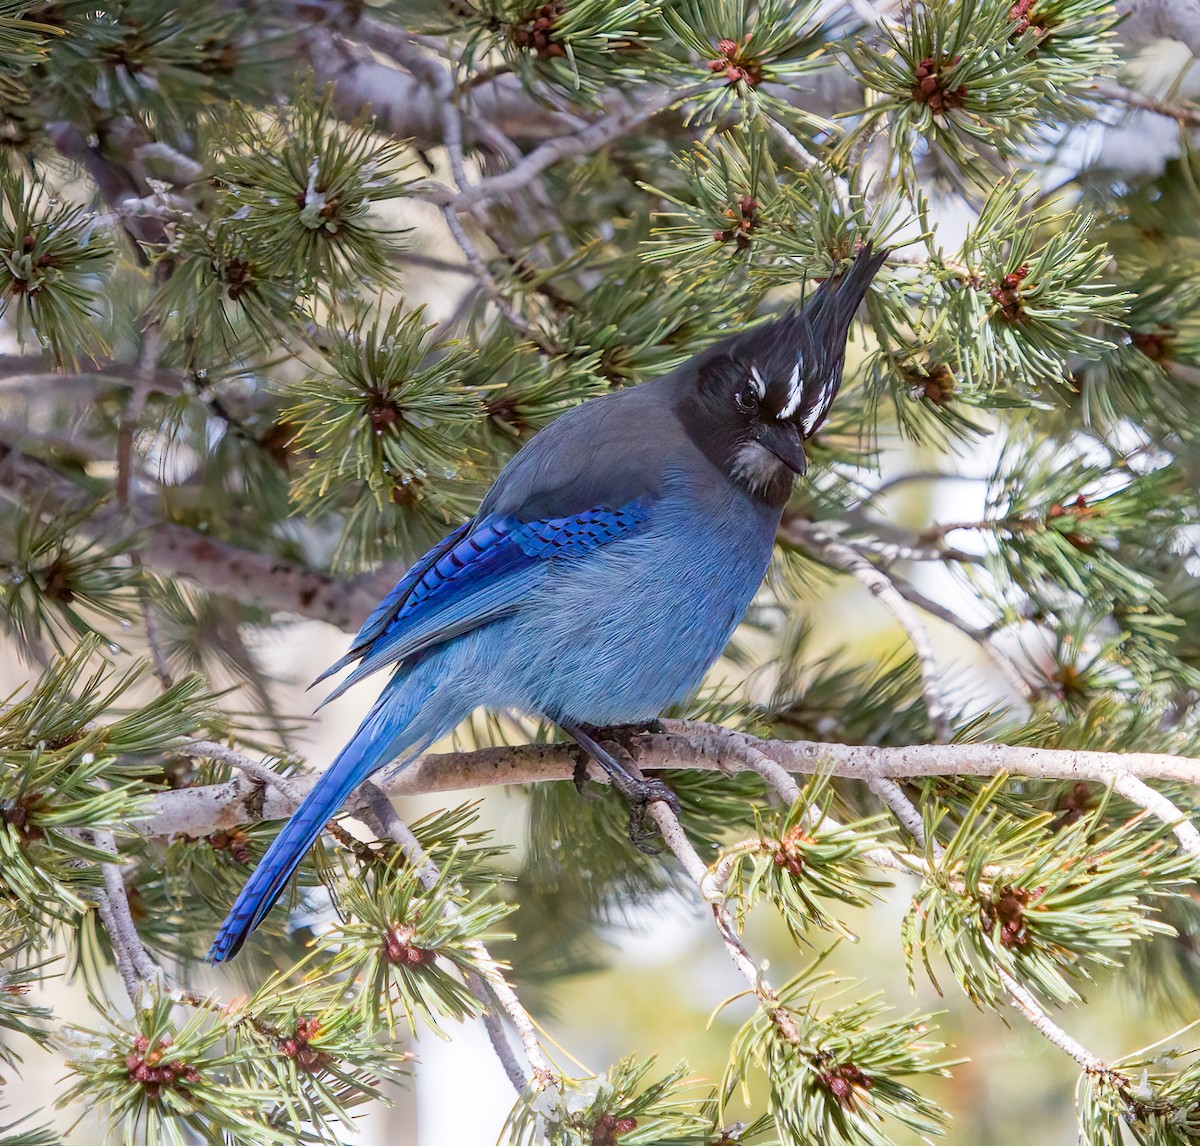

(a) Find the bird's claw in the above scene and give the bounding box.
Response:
[572,752,601,800]
[618,776,680,855]
[560,720,677,850]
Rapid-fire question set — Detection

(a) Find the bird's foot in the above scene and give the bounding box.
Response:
[597,718,668,742]
[559,719,679,852]
[609,772,681,855]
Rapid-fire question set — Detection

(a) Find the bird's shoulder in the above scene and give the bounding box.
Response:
[479,378,699,520]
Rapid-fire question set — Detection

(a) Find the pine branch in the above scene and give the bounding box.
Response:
[1090,78,1200,128]
[429,83,712,211]
[84,829,166,1002]
[1111,772,1200,861]
[356,783,557,1091]
[645,794,809,1047]
[998,966,1119,1077]
[858,562,1038,702]
[862,774,1132,1081]
[867,776,931,848]
[0,442,384,628]
[293,6,584,148]
[470,982,529,1093]
[1,432,996,640]
[440,207,557,346]
[673,721,918,883]
[135,557,174,692]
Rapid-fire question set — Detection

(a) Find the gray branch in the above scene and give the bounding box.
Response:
[149,726,1200,840]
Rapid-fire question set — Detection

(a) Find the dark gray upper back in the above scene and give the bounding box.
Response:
[478,374,708,520]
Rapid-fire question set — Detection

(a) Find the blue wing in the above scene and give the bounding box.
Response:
[318,501,652,703]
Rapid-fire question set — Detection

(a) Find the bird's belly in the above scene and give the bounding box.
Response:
[475,519,776,725]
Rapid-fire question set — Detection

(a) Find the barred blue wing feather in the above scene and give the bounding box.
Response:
[314,518,475,687]
[318,501,652,704]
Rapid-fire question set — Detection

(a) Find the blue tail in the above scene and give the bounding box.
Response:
[207,665,461,963]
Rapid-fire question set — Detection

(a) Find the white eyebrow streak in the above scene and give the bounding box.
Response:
[800,379,834,435]
[778,354,804,419]
[749,364,767,398]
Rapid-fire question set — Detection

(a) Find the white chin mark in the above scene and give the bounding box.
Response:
[731,441,788,494]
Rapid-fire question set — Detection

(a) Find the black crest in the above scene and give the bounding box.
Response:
[725,243,887,435]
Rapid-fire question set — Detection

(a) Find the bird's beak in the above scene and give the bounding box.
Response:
[758,422,807,476]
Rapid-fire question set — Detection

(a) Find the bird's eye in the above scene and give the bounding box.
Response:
[734,383,758,413]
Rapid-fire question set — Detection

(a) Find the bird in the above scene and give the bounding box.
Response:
[208,243,886,962]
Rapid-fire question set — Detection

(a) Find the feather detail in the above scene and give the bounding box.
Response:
[317,501,653,705]
[730,441,789,496]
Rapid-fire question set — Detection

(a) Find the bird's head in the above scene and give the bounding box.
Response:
[677,243,887,506]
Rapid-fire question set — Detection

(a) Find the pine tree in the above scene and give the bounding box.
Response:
[3,0,1200,1142]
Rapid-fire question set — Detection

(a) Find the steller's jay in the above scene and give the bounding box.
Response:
[209,243,886,962]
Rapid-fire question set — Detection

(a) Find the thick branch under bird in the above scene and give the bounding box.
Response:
[209,243,886,962]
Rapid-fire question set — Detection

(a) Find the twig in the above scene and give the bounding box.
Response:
[671,722,925,880]
[370,20,523,168]
[440,207,556,348]
[574,730,899,1045]
[134,556,174,690]
[762,116,849,202]
[786,520,952,742]
[858,771,1124,1075]
[996,967,1118,1077]
[86,192,197,236]
[669,720,801,805]
[133,141,204,186]
[478,220,578,313]
[637,788,806,1044]
[301,26,582,151]
[433,84,710,211]
[0,438,385,629]
[358,784,556,1090]
[867,564,1037,702]
[115,319,162,507]
[366,26,474,194]
[867,776,937,855]
[1110,772,1200,861]
[928,518,1006,537]
[870,470,988,499]
[471,976,529,1091]
[178,739,304,802]
[88,829,165,1001]
[885,247,976,285]
[847,534,985,566]
[465,970,529,1092]
[92,888,142,1003]
[1089,79,1200,129]
[873,570,986,638]
[393,250,474,276]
